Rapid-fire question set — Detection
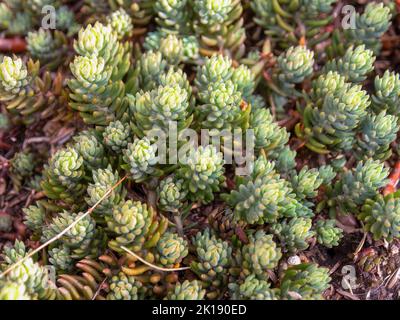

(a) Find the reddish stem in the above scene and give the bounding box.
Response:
[383,161,400,196]
[0,37,27,53]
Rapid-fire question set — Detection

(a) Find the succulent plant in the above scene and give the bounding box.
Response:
[69,22,130,126]
[193,0,246,57]
[107,272,144,300]
[224,157,312,224]
[290,166,323,200]
[154,0,190,34]
[86,166,126,217]
[41,147,86,204]
[315,219,343,248]
[42,211,96,257]
[250,108,289,151]
[103,120,131,153]
[159,34,185,65]
[48,245,74,272]
[106,200,154,249]
[106,8,133,40]
[0,56,40,123]
[372,70,400,116]
[280,263,331,300]
[191,229,232,284]
[318,165,337,185]
[128,51,167,93]
[23,203,46,235]
[128,80,192,137]
[176,145,225,204]
[2,241,57,300]
[229,274,279,300]
[27,29,68,70]
[121,137,160,182]
[344,2,392,54]
[297,72,371,153]
[272,217,314,253]
[157,175,188,213]
[355,111,399,161]
[329,159,389,215]
[275,46,314,95]
[0,281,30,300]
[155,232,188,267]
[324,45,375,83]
[240,230,282,280]
[73,130,108,170]
[2,1,399,302]
[166,280,205,300]
[56,6,78,34]
[358,193,400,242]
[10,151,35,183]
[270,146,297,174]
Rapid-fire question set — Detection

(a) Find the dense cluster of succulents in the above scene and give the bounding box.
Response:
[1,1,399,301]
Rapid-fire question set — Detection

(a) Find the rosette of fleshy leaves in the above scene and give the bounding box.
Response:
[73,130,108,170]
[121,137,162,182]
[41,147,87,204]
[106,8,133,40]
[48,245,74,273]
[68,22,131,126]
[56,5,79,35]
[126,51,168,94]
[26,28,68,70]
[290,166,323,201]
[23,202,46,237]
[274,45,314,96]
[106,199,168,253]
[166,280,206,300]
[314,219,343,248]
[323,45,375,83]
[229,274,279,300]
[296,71,371,154]
[107,272,144,300]
[41,211,96,260]
[280,263,331,300]
[153,0,191,34]
[358,193,400,242]
[192,0,246,58]
[194,55,253,130]
[157,175,188,214]
[371,70,400,116]
[239,230,282,280]
[159,34,185,65]
[329,1,393,57]
[176,145,225,204]
[1,240,58,300]
[86,166,126,219]
[0,56,49,124]
[155,232,188,267]
[9,151,35,190]
[249,107,289,152]
[272,217,314,253]
[224,156,313,225]
[191,229,232,285]
[0,281,30,300]
[144,31,199,65]
[328,159,389,216]
[270,146,297,174]
[354,111,399,161]
[103,120,132,153]
[128,68,193,137]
